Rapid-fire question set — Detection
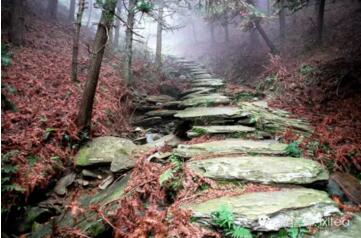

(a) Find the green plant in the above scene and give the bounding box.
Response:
[191,127,207,136]
[136,0,153,13]
[1,151,25,194]
[159,154,183,191]
[286,142,301,157]
[299,64,316,75]
[211,205,252,238]
[1,44,12,66]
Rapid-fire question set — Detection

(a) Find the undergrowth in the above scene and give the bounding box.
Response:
[285,142,302,158]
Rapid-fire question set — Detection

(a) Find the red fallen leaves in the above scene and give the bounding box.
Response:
[1,15,131,200]
[267,55,361,174]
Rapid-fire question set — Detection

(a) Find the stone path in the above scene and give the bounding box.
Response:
[30,58,360,237]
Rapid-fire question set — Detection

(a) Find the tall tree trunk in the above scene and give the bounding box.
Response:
[123,0,136,86]
[223,21,229,42]
[10,0,25,46]
[254,20,278,54]
[69,0,76,22]
[210,23,215,44]
[317,0,326,44]
[76,0,117,130]
[155,5,164,69]
[279,0,286,42]
[71,0,85,82]
[48,0,58,20]
[113,2,121,48]
[86,0,93,28]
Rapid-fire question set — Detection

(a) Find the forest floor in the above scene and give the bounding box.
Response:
[2,3,361,238]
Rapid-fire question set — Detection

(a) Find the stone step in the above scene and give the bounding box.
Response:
[191,78,224,85]
[180,87,217,97]
[188,125,256,137]
[145,109,179,118]
[182,188,339,231]
[174,106,244,120]
[174,139,288,158]
[187,156,328,184]
[181,94,230,107]
[192,81,224,87]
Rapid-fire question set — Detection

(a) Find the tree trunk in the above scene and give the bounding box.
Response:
[123,0,136,86]
[113,2,121,48]
[155,5,164,69]
[69,0,76,22]
[210,23,215,44]
[76,0,117,130]
[86,0,93,28]
[255,20,278,54]
[317,0,326,44]
[279,0,286,42]
[10,0,25,46]
[48,0,58,20]
[71,0,85,82]
[223,22,229,42]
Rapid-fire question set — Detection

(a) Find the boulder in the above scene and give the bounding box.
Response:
[75,136,136,172]
[182,188,339,231]
[316,214,361,238]
[174,139,288,158]
[187,156,328,184]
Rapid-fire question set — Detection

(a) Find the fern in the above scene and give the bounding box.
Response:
[159,169,174,186]
[226,226,252,238]
[159,154,183,188]
[286,142,301,157]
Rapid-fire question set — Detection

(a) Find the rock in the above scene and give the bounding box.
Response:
[18,206,53,233]
[147,152,172,163]
[174,139,288,158]
[182,188,339,231]
[175,107,243,120]
[162,101,185,109]
[54,173,76,196]
[330,172,361,205]
[193,74,214,79]
[98,173,114,190]
[181,94,230,107]
[145,133,163,143]
[145,109,179,118]
[238,101,314,135]
[180,87,216,97]
[146,95,175,104]
[192,79,224,88]
[189,125,256,137]
[315,213,361,238]
[159,84,181,98]
[187,156,328,184]
[82,169,102,179]
[30,175,130,238]
[134,116,163,126]
[76,178,90,187]
[75,137,136,172]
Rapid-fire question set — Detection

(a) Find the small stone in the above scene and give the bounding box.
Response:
[98,174,114,190]
[54,173,76,196]
[82,169,102,179]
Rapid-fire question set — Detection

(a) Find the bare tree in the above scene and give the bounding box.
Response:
[279,0,286,42]
[123,0,137,86]
[155,4,164,68]
[76,0,117,130]
[113,1,122,48]
[316,0,326,44]
[69,0,76,22]
[71,0,85,82]
[86,0,93,27]
[48,0,58,20]
[10,0,25,46]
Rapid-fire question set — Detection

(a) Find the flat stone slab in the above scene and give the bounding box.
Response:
[146,95,175,103]
[174,139,288,157]
[190,125,256,135]
[193,74,214,79]
[145,109,179,117]
[181,94,230,107]
[187,156,328,184]
[183,188,339,231]
[75,136,136,172]
[192,81,224,87]
[316,214,361,238]
[175,107,243,119]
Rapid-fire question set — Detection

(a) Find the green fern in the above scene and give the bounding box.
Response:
[211,205,235,230]
[226,226,252,238]
[159,169,174,186]
[286,142,301,158]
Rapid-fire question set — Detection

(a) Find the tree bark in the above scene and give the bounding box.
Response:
[86,0,93,28]
[113,2,122,48]
[155,5,164,69]
[317,0,326,44]
[10,0,25,46]
[76,0,117,130]
[255,20,278,54]
[69,0,76,22]
[279,0,286,42]
[71,0,85,82]
[48,0,58,20]
[123,0,136,86]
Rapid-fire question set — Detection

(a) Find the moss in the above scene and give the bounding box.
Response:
[75,147,90,166]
